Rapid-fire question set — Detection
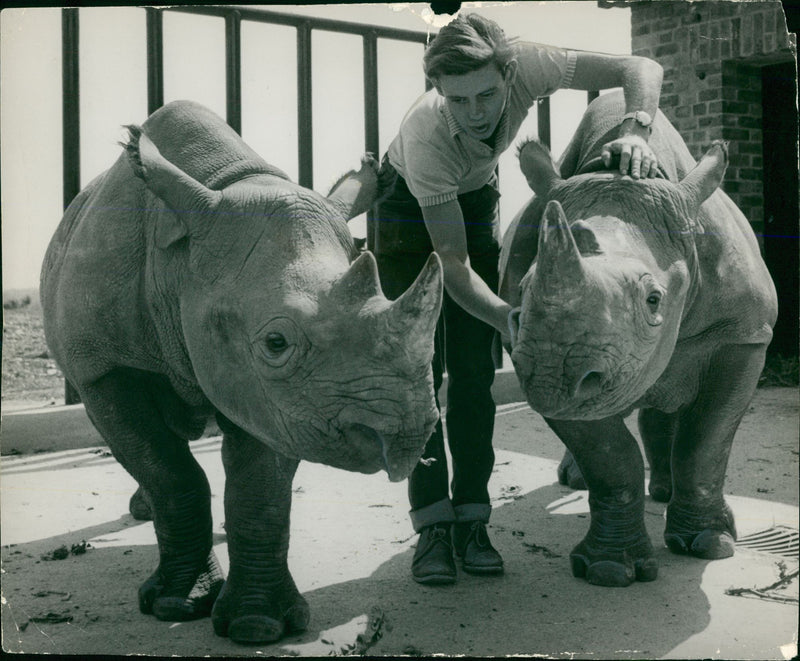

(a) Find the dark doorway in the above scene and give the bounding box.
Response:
[762,59,799,357]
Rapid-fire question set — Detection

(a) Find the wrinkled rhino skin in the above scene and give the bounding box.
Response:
[500,91,777,587]
[41,100,443,642]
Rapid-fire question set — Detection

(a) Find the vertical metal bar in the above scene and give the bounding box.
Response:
[363,31,379,251]
[537,97,551,149]
[363,32,379,155]
[225,10,242,134]
[297,21,313,189]
[146,7,164,114]
[62,9,80,209]
[61,8,81,405]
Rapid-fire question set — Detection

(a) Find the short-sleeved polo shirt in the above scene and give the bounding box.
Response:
[387,42,577,207]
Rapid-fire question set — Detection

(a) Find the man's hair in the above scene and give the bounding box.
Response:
[423,13,517,81]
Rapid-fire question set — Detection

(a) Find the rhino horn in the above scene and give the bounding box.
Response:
[332,250,384,302]
[678,140,728,214]
[387,252,443,344]
[518,138,562,197]
[124,125,221,248]
[535,200,586,296]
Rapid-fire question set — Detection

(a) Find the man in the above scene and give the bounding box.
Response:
[372,12,662,585]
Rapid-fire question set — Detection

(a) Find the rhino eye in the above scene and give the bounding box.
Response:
[254,316,305,372]
[265,333,288,356]
[646,291,662,312]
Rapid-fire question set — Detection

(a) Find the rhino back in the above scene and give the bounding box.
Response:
[141,100,290,190]
[504,91,776,343]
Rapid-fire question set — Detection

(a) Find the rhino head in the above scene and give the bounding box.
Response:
[129,125,442,481]
[510,139,728,419]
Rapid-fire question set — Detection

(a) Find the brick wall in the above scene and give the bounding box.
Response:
[619,0,794,236]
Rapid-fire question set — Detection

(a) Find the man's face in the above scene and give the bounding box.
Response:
[436,62,515,141]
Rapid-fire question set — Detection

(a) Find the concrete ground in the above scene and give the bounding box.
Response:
[1,385,798,658]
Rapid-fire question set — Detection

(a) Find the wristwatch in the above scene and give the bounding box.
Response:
[622,110,653,129]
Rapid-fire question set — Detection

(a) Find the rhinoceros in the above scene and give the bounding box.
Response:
[41,100,443,643]
[500,91,777,587]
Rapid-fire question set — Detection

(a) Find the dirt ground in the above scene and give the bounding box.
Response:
[2,294,798,658]
[2,295,67,408]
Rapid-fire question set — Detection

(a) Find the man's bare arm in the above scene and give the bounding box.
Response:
[422,200,512,339]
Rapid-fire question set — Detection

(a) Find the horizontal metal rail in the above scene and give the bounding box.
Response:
[167,5,431,43]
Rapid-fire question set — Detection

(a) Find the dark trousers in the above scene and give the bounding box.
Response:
[372,165,500,530]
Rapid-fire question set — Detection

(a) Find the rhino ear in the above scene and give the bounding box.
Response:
[327,153,381,220]
[123,125,221,248]
[678,140,728,213]
[518,138,563,197]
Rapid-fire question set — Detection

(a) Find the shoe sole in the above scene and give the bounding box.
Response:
[461,565,504,575]
[412,573,457,585]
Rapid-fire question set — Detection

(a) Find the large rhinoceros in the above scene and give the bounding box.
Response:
[41,100,443,643]
[500,91,777,587]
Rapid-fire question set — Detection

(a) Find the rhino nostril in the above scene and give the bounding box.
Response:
[573,370,603,399]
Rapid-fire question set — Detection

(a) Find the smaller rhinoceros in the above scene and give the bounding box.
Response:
[41,100,443,643]
[500,91,777,587]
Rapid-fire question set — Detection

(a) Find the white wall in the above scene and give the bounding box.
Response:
[1,2,631,290]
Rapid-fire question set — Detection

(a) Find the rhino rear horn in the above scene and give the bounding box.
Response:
[536,200,586,296]
[388,252,443,345]
[332,250,384,302]
[518,138,562,197]
[678,140,728,214]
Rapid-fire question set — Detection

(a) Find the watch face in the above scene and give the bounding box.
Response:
[636,111,653,127]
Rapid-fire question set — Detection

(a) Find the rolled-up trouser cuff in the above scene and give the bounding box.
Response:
[454,503,492,524]
[409,498,456,533]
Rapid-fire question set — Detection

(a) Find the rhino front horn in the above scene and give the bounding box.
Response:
[536,200,585,297]
[388,252,443,343]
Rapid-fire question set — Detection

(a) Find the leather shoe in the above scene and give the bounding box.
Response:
[412,524,457,585]
[453,521,504,575]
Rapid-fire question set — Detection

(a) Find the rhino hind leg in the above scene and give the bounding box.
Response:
[556,449,587,490]
[211,416,309,644]
[80,368,222,620]
[129,485,153,520]
[664,344,766,560]
[546,416,657,587]
[638,408,677,503]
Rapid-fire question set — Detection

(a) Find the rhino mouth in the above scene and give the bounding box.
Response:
[341,423,419,482]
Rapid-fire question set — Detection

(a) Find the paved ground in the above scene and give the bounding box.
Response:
[1,389,798,658]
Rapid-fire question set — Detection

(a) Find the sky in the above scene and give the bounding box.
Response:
[1,2,631,291]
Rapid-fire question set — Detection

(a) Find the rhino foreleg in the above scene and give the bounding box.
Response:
[212,417,309,644]
[638,408,678,502]
[80,369,223,620]
[665,343,766,559]
[546,415,657,587]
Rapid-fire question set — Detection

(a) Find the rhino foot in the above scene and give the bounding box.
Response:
[664,500,737,559]
[138,550,225,621]
[211,574,310,644]
[557,450,587,490]
[569,538,658,587]
[129,486,153,521]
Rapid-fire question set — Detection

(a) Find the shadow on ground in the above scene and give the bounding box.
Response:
[2,479,715,658]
